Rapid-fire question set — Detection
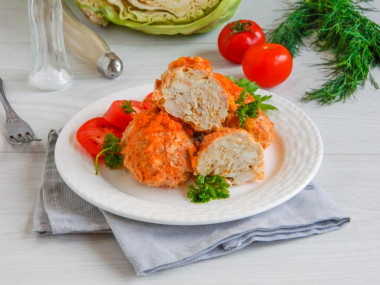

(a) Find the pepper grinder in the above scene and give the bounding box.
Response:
[28,0,73,91]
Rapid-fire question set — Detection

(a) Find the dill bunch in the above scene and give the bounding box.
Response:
[267,0,380,104]
[266,0,320,56]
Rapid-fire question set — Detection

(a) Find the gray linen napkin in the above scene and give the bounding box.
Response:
[33,130,350,276]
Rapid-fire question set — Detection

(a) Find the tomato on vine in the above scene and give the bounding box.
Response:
[218,20,265,64]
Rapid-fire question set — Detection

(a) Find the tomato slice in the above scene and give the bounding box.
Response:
[76,117,123,156]
[103,100,144,130]
[140,92,154,110]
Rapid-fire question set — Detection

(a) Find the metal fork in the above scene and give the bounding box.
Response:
[0,78,41,144]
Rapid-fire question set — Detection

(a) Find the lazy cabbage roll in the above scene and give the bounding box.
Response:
[214,73,275,149]
[152,57,229,132]
[76,0,241,35]
[193,128,264,185]
[224,109,275,149]
[121,110,196,188]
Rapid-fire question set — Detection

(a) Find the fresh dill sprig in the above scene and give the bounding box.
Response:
[94,134,124,175]
[266,0,320,56]
[266,0,380,104]
[304,0,380,103]
[187,175,230,203]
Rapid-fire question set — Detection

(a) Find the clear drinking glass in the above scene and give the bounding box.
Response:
[28,0,73,91]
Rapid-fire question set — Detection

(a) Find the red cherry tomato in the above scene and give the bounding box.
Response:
[103,100,144,130]
[76,117,123,156]
[218,20,265,64]
[242,43,293,88]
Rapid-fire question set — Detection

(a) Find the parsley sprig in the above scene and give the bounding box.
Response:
[121,100,136,114]
[228,76,278,127]
[230,76,260,98]
[94,134,124,175]
[187,175,230,203]
[236,96,260,128]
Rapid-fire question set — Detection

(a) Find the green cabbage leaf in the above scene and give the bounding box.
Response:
[76,0,241,35]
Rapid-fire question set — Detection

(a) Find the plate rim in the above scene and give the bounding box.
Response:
[55,84,323,225]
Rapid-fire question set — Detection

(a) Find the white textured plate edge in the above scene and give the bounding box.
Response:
[55,84,323,225]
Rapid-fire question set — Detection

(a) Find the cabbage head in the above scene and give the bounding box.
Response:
[76,0,241,35]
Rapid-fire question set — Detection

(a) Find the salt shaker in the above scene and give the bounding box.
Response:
[28,0,73,91]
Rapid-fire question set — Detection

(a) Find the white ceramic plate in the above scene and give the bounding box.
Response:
[55,84,323,225]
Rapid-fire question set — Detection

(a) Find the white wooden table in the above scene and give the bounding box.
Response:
[1,0,379,283]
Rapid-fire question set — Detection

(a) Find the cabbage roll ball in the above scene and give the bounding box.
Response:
[193,128,264,184]
[214,73,275,149]
[122,111,195,188]
[223,109,275,149]
[152,57,229,132]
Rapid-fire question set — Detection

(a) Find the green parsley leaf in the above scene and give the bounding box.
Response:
[227,76,260,95]
[253,94,278,112]
[236,101,260,127]
[227,76,278,127]
[259,102,279,112]
[121,100,136,114]
[236,89,248,105]
[187,175,230,203]
[94,134,124,175]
